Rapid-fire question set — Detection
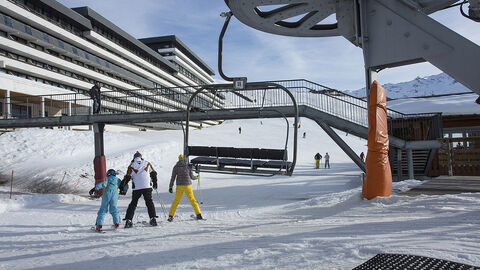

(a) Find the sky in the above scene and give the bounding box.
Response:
[56,0,480,91]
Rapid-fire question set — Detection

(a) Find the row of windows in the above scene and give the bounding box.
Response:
[0,11,156,87]
[0,67,186,114]
[169,61,207,85]
[0,48,214,112]
[0,46,144,93]
[10,0,85,36]
[3,3,220,102]
[91,24,174,74]
[2,5,179,88]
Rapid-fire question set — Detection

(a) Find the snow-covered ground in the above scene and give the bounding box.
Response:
[1,118,480,269]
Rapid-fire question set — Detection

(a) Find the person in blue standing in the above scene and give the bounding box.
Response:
[94,169,127,232]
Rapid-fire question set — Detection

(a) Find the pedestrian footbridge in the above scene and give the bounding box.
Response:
[0,79,442,178]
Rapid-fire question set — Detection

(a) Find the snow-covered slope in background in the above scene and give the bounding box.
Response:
[345,73,471,98]
[1,118,480,269]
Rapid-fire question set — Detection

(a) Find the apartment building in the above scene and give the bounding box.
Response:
[0,0,222,129]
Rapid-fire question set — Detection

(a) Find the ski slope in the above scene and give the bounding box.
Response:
[0,118,480,269]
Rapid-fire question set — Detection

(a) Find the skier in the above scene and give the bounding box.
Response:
[238,127,242,134]
[167,154,202,222]
[324,152,330,169]
[94,169,126,232]
[314,153,322,169]
[120,151,158,228]
[89,81,101,114]
[360,152,365,162]
[303,132,306,139]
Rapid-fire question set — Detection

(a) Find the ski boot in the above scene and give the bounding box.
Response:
[149,217,157,226]
[95,225,102,232]
[196,214,203,220]
[114,223,120,229]
[167,216,174,222]
[124,219,133,228]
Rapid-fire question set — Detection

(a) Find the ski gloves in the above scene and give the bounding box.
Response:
[169,187,173,193]
[119,175,131,195]
[150,171,158,190]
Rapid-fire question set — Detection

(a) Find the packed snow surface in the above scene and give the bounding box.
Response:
[1,118,479,269]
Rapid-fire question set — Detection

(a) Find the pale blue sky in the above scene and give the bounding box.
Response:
[58,0,480,91]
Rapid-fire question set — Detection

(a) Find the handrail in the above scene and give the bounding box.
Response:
[0,79,442,142]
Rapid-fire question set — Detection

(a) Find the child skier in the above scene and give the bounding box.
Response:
[94,169,126,232]
[168,154,202,221]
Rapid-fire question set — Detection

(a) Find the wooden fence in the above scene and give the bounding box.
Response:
[430,137,480,176]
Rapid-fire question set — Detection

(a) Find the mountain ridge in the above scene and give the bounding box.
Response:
[344,73,472,99]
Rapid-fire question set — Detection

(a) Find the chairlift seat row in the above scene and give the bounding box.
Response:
[188,146,291,170]
[184,83,298,176]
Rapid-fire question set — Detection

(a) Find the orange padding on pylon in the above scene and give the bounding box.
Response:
[93,155,107,186]
[362,81,392,200]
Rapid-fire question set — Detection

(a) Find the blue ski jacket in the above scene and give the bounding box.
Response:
[95,175,123,225]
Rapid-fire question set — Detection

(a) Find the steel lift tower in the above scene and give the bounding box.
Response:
[224,0,480,96]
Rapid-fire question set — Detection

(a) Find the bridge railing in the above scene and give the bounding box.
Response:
[0,79,442,141]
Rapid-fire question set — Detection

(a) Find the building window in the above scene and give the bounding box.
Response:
[42,33,49,43]
[3,15,12,28]
[72,47,78,55]
[57,40,64,49]
[24,25,32,35]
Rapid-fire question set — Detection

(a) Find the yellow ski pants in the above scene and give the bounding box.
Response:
[169,185,201,216]
[315,160,320,169]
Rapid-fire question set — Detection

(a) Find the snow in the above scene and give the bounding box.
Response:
[1,118,480,269]
[388,93,479,115]
[345,73,472,99]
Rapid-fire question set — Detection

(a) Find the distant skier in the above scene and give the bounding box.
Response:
[238,127,242,134]
[168,154,203,222]
[89,81,101,114]
[314,153,322,169]
[303,132,306,139]
[94,169,126,232]
[360,152,365,162]
[120,151,158,228]
[324,152,330,169]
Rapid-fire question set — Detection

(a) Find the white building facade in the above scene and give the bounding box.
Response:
[0,0,222,129]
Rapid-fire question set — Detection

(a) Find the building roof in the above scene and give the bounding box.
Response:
[71,6,178,74]
[140,35,215,76]
[38,0,92,30]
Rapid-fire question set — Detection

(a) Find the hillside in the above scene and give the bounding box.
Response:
[345,73,472,99]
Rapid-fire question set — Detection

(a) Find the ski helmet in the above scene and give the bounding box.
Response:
[106,169,116,176]
[178,154,184,160]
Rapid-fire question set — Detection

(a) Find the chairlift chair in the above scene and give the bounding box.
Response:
[183,82,298,176]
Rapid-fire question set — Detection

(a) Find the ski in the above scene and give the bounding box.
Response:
[190,214,207,221]
[90,226,106,233]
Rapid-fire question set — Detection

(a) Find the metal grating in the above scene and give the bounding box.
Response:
[353,253,480,270]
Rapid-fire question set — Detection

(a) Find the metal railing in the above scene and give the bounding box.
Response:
[0,79,442,141]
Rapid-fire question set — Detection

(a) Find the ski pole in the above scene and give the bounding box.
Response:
[197,174,203,204]
[155,189,168,219]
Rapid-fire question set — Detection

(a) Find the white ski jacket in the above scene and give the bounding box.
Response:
[127,157,155,190]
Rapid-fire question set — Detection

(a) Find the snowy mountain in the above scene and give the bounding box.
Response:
[345,73,472,99]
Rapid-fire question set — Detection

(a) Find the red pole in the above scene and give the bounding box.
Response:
[10,170,13,199]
